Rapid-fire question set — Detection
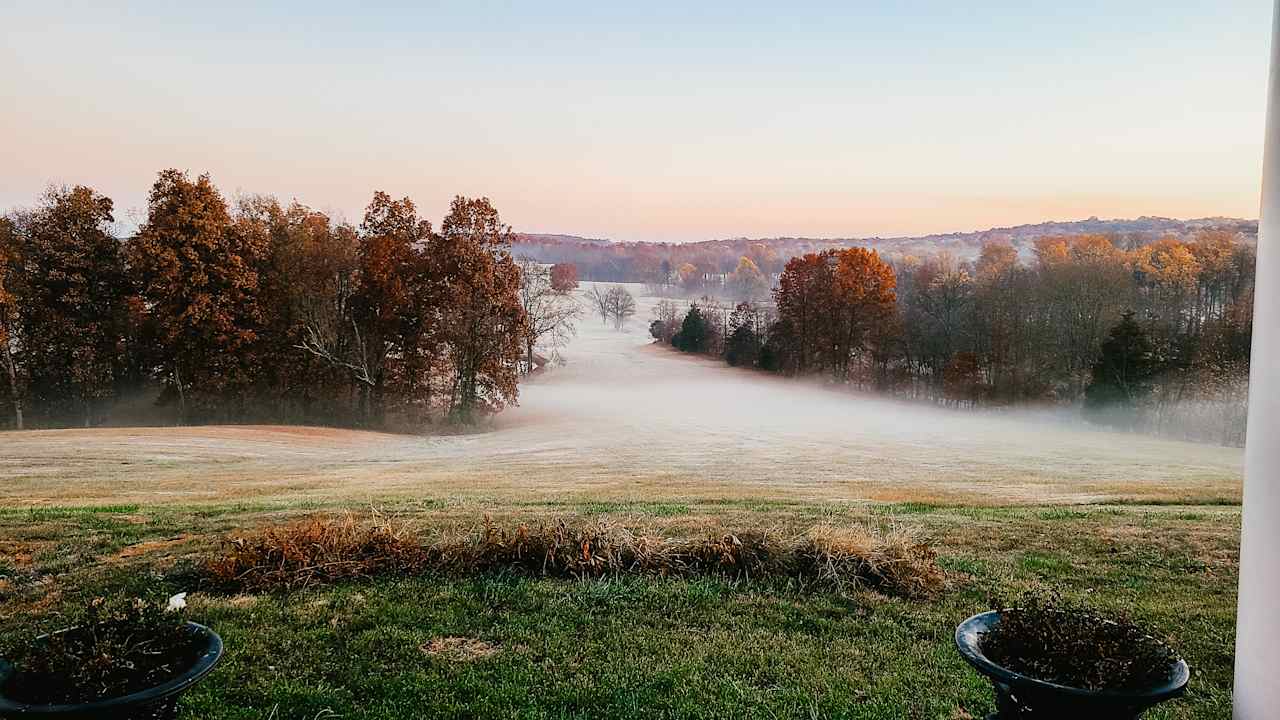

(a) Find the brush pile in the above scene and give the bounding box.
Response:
[204,515,428,591]
[203,515,943,598]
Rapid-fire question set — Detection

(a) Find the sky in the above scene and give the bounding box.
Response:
[0,1,1272,242]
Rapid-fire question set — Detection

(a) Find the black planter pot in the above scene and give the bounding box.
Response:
[0,622,223,720]
[955,611,1189,720]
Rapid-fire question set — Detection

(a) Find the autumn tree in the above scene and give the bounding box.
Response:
[516,257,579,373]
[901,252,973,392]
[727,256,769,300]
[676,262,701,293]
[746,242,781,277]
[0,216,22,428]
[826,248,896,382]
[550,263,579,293]
[17,186,133,425]
[434,196,526,422]
[291,219,362,421]
[773,252,834,374]
[1033,235,1132,397]
[971,241,1039,402]
[291,192,449,427]
[127,170,262,422]
[1132,237,1200,345]
[238,197,359,422]
[347,192,434,421]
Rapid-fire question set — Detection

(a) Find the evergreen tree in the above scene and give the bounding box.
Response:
[1085,310,1157,413]
[725,324,758,367]
[672,305,709,353]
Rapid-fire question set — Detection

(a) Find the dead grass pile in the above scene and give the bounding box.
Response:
[680,531,780,578]
[438,518,675,577]
[794,524,944,597]
[203,515,943,598]
[204,515,429,591]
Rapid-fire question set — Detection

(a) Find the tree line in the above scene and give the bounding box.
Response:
[0,172,566,430]
[512,217,1256,290]
[653,233,1256,445]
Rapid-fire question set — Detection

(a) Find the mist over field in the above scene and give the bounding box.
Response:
[495,284,1243,500]
[1,282,1242,508]
[0,5,1265,717]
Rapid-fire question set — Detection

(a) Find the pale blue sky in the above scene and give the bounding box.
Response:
[0,1,1271,241]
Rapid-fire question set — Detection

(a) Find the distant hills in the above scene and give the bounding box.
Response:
[516,216,1257,260]
[512,216,1258,282]
[513,232,613,246]
[852,216,1257,258]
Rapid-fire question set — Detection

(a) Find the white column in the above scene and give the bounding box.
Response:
[1235,2,1280,717]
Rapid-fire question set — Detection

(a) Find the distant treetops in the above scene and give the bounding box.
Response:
[653,233,1255,445]
[0,171,536,429]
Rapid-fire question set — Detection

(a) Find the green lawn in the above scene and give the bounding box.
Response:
[0,500,1239,719]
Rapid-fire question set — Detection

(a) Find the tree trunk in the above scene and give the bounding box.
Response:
[1,340,21,430]
[174,363,187,425]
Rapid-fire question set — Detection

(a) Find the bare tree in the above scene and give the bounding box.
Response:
[650,298,681,342]
[586,285,610,326]
[605,286,637,330]
[698,294,731,356]
[516,257,579,373]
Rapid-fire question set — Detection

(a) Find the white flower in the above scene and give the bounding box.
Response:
[166,592,188,612]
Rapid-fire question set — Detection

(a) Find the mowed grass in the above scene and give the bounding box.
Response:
[0,499,1239,719]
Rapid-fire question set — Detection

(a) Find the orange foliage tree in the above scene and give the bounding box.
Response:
[774,248,897,381]
[829,248,897,382]
[234,198,359,421]
[434,197,526,422]
[17,186,133,426]
[127,170,263,422]
[550,262,579,293]
[352,192,435,423]
[774,252,834,374]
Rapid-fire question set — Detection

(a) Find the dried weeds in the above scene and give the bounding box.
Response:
[203,514,944,598]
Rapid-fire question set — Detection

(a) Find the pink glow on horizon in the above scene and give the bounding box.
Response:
[0,1,1267,242]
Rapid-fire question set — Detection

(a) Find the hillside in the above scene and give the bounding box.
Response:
[512,216,1257,281]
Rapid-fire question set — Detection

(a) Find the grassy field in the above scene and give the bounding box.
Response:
[0,285,1245,509]
[0,497,1239,719]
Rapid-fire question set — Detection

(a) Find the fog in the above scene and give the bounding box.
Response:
[472,283,1243,505]
[1,282,1243,507]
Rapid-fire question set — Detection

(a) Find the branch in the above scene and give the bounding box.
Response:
[296,321,376,387]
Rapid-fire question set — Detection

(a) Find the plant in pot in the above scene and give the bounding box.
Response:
[0,593,222,719]
[954,590,1189,719]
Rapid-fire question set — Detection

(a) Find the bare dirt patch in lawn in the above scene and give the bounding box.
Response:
[420,637,502,661]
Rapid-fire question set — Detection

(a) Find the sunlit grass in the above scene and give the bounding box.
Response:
[0,499,1239,719]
